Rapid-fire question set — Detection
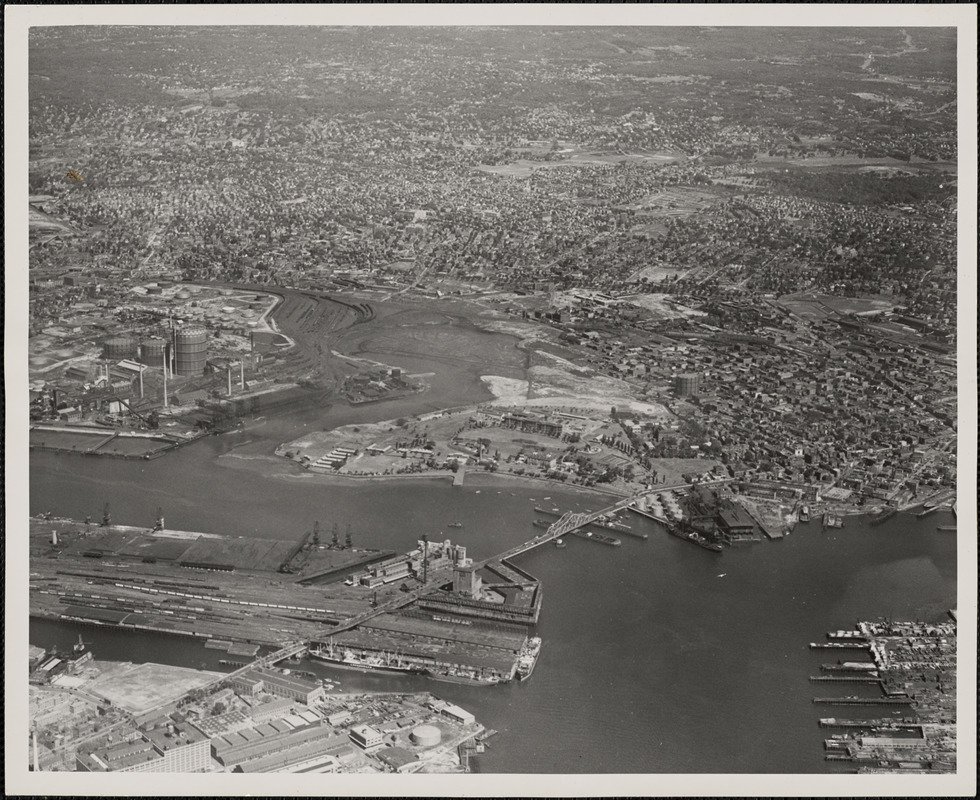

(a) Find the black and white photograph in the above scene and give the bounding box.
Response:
[5,4,976,796]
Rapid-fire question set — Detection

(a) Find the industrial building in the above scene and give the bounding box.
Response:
[76,718,211,773]
[246,668,325,706]
[349,724,385,750]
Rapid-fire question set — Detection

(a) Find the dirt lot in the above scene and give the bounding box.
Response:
[85,662,221,714]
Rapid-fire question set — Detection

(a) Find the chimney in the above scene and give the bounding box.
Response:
[163,367,169,408]
[52,530,58,546]
[240,360,245,389]
[227,367,233,397]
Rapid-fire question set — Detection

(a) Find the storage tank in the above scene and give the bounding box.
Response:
[410,725,441,747]
[103,336,136,360]
[674,373,701,398]
[139,338,169,367]
[173,327,208,376]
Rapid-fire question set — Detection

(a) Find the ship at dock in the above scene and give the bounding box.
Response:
[667,522,724,553]
[308,642,424,677]
[516,636,542,681]
[822,512,844,529]
[308,639,513,686]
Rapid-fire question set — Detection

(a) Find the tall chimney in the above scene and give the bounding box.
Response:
[227,367,233,397]
[240,360,245,389]
[139,366,144,399]
[163,366,169,408]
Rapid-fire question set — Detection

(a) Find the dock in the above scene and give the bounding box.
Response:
[813,697,912,706]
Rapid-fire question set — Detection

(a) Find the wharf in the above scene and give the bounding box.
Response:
[813,697,912,706]
[809,675,881,683]
[809,642,871,650]
[819,718,921,729]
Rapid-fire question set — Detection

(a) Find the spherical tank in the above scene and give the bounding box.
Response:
[103,336,136,360]
[139,338,169,367]
[173,327,209,376]
[410,725,441,747]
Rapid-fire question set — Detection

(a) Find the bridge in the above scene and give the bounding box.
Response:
[306,480,735,643]
[479,479,734,566]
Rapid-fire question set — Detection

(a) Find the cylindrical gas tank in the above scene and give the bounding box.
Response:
[139,338,169,367]
[173,327,208,376]
[103,336,136,360]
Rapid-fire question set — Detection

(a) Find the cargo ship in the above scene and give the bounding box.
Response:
[309,642,504,685]
[667,523,723,553]
[308,643,422,676]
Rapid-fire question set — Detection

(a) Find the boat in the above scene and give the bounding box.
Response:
[423,669,502,686]
[915,505,939,518]
[799,505,811,522]
[667,523,722,552]
[532,519,552,529]
[822,513,844,529]
[516,636,542,681]
[570,529,621,547]
[921,499,937,509]
[554,538,566,548]
[308,644,422,676]
[447,522,464,528]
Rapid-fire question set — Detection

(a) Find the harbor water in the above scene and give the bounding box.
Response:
[28,419,956,773]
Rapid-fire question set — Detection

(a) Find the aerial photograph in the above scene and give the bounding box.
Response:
[7,4,975,796]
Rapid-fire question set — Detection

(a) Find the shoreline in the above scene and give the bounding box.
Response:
[273,459,631,499]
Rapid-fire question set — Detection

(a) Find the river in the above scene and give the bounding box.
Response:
[28,408,957,774]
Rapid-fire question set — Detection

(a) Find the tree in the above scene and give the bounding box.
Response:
[211,702,227,716]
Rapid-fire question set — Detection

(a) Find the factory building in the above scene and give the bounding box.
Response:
[349,724,384,750]
[247,668,325,706]
[76,719,211,773]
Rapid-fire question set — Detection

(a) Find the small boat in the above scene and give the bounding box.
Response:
[554,538,566,548]
[447,522,463,528]
[717,573,727,578]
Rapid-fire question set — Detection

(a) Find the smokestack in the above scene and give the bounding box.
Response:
[139,367,144,399]
[240,361,245,389]
[227,367,233,397]
[163,366,169,408]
